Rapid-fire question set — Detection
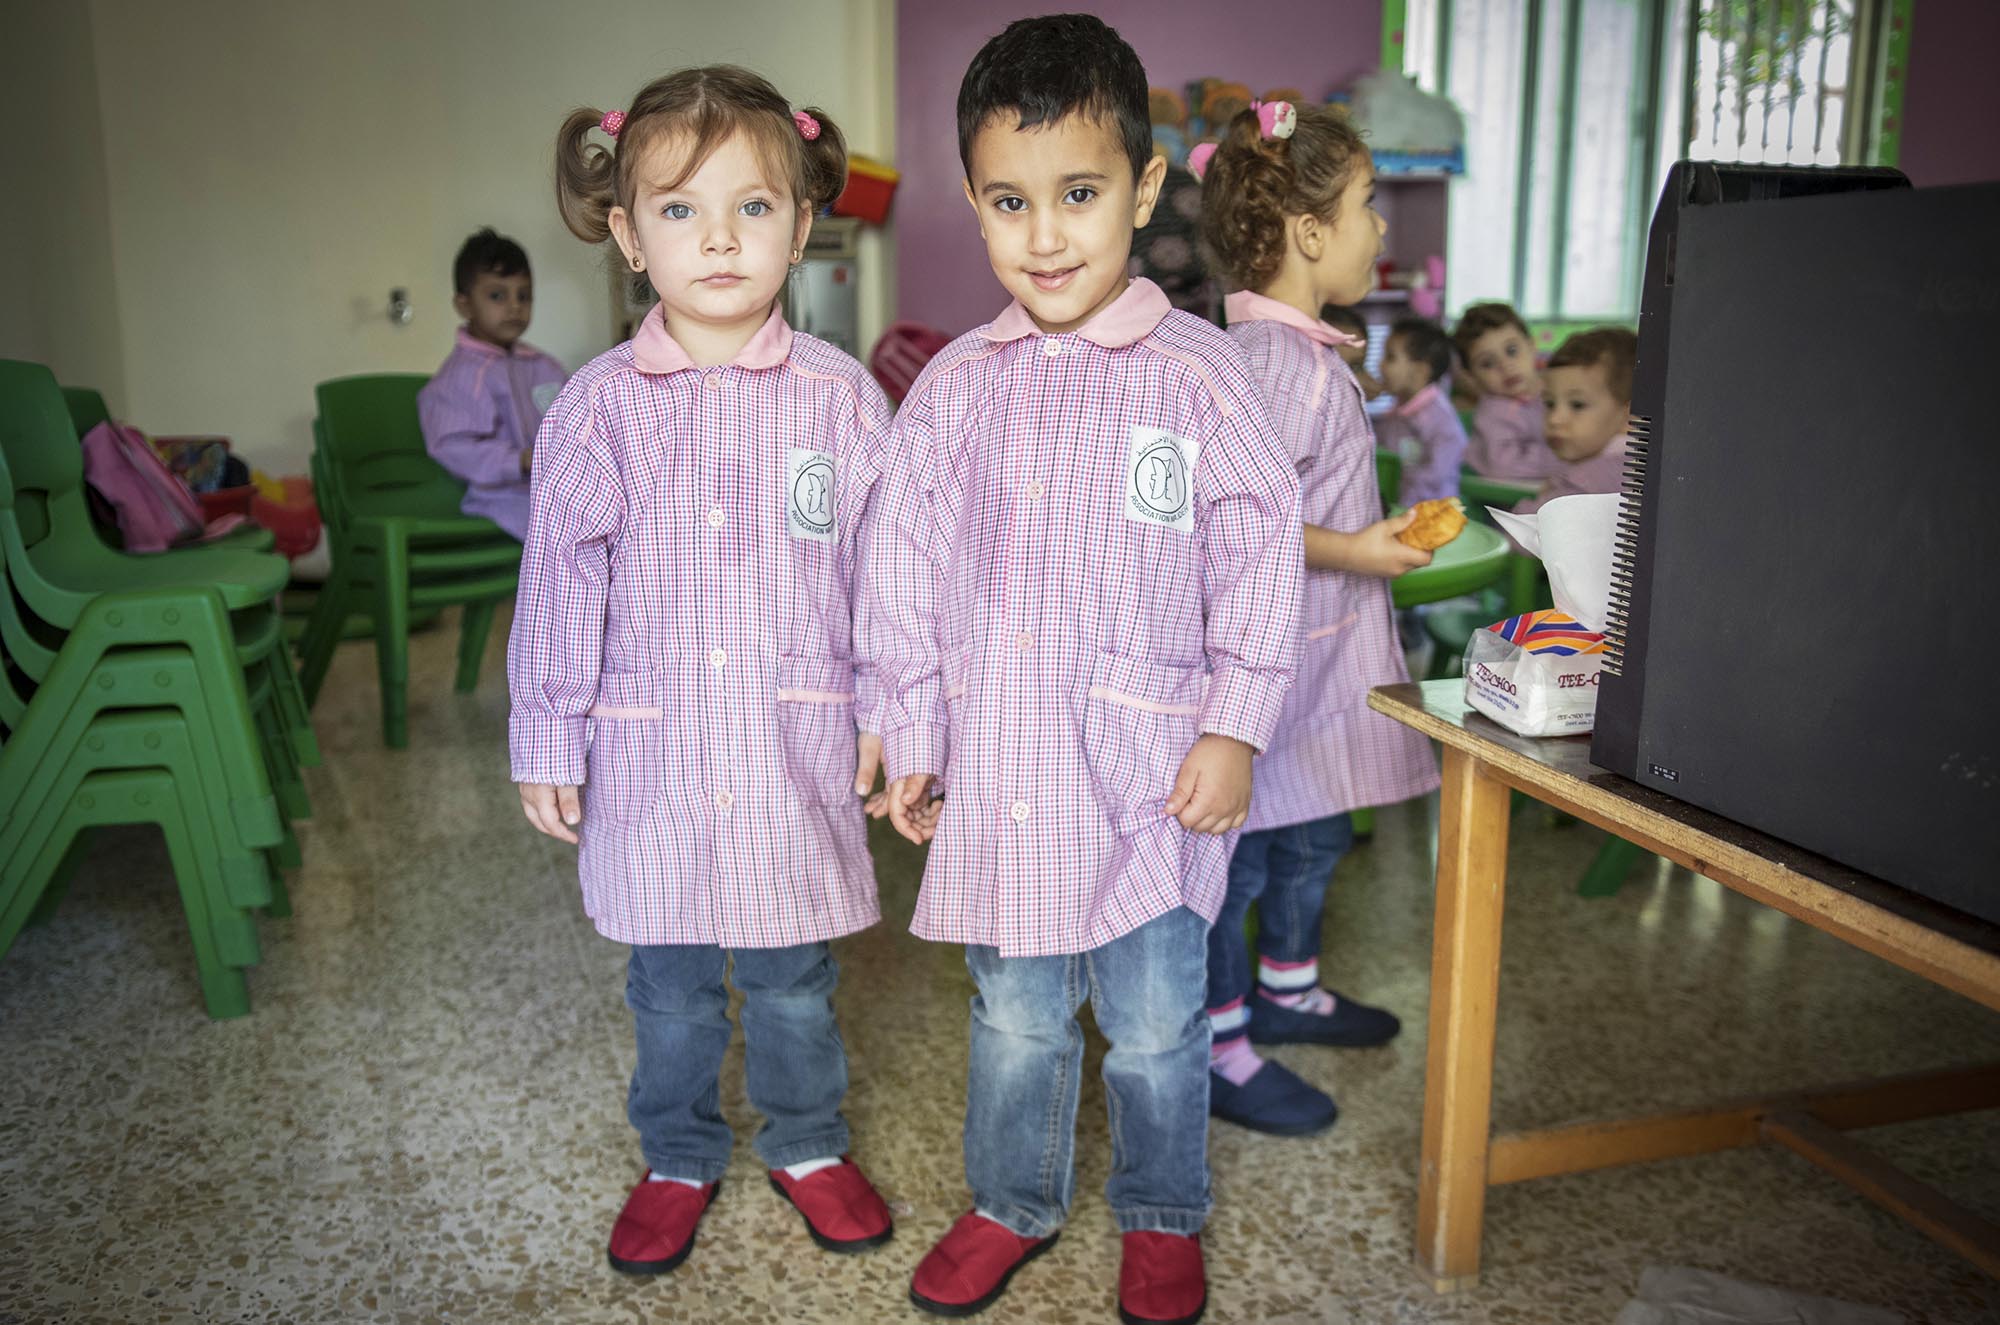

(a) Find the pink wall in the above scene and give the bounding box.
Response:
[894,2,1382,334]
[1897,0,2000,188]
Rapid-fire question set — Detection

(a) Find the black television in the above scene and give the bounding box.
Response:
[1592,161,2000,925]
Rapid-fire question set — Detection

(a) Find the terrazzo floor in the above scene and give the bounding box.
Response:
[3,609,1997,1324]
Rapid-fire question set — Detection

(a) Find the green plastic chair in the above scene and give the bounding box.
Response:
[0,378,312,862]
[301,375,522,747]
[0,362,317,773]
[1389,519,1511,611]
[61,386,110,438]
[0,589,288,890]
[2,766,256,1019]
[0,580,289,1016]
[1457,470,1540,525]
[1375,448,1402,508]
[1,703,283,940]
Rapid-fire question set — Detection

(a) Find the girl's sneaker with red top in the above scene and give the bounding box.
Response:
[606,1173,719,1275]
[909,1211,1059,1317]
[767,1155,895,1253]
[1118,1231,1207,1325]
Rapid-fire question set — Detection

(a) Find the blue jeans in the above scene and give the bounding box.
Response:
[963,906,1213,1239]
[625,941,851,1182]
[1205,814,1354,1014]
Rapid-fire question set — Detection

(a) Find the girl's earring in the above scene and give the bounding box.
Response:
[791,248,803,263]
[630,252,645,271]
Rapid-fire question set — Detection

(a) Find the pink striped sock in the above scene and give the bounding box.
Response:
[1209,1035,1264,1086]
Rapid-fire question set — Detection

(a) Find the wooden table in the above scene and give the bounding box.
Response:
[1367,680,2000,1290]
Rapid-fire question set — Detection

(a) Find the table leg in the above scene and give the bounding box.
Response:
[1417,747,1512,1291]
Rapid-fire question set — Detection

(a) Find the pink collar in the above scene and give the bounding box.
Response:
[977,277,1172,349]
[632,301,793,375]
[455,328,551,361]
[1394,381,1444,417]
[1222,290,1365,349]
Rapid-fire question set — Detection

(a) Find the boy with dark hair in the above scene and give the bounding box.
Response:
[416,227,567,539]
[1375,316,1468,505]
[864,14,1302,1324]
[1452,300,1558,482]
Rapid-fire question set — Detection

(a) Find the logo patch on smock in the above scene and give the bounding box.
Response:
[787,447,836,541]
[1125,425,1199,533]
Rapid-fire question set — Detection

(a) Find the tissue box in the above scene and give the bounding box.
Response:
[1464,610,1608,737]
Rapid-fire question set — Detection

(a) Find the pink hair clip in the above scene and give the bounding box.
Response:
[1186,141,1218,183]
[600,109,626,138]
[1251,99,1297,140]
[793,110,821,141]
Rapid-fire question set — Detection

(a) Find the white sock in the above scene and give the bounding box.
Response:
[648,1171,705,1187]
[782,1156,843,1180]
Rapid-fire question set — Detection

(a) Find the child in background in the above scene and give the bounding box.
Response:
[1518,327,1637,514]
[510,65,895,1279]
[417,228,569,539]
[1320,303,1383,400]
[1374,316,1466,506]
[862,15,1302,1322]
[1194,100,1440,1137]
[1454,301,1559,482]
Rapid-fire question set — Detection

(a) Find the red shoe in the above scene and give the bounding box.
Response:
[606,1173,719,1275]
[1118,1231,1206,1325]
[909,1211,1058,1317]
[767,1156,894,1253]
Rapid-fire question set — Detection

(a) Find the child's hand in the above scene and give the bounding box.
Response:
[885,774,941,844]
[1164,734,1256,834]
[854,732,888,816]
[1359,513,1436,578]
[520,783,582,844]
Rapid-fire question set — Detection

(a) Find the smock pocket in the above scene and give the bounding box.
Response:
[585,672,663,826]
[779,656,859,806]
[1076,652,1207,833]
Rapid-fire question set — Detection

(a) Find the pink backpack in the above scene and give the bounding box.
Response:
[80,421,247,553]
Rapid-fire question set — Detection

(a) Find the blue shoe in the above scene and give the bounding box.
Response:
[1249,991,1401,1048]
[1209,1061,1337,1136]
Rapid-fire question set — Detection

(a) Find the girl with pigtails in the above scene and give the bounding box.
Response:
[1191,100,1441,1137]
[507,65,896,1275]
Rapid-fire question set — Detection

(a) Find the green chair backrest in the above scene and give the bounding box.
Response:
[62,387,111,439]
[312,375,467,526]
[0,360,94,552]
[1375,447,1402,509]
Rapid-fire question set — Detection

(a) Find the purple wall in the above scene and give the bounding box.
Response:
[1898,1,2000,188]
[894,2,1382,334]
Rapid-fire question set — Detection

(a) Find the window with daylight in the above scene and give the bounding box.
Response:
[1398,0,1909,323]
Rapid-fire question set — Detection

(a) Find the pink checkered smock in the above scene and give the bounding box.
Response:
[1224,292,1440,832]
[860,279,1303,958]
[1466,392,1561,482]
[508,304,889,948]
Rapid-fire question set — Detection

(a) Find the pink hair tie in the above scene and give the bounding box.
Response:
[1251,99,1297,140]
[793,110,821,141]
[1186,141,1218,183]
[600,109,626,138]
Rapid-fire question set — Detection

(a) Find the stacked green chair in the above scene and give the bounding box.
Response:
[1374,447,1402,508]
[0,359,314,1017]
[61,386,110,438]
[298,375,522,748]
[3,367,316,779]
